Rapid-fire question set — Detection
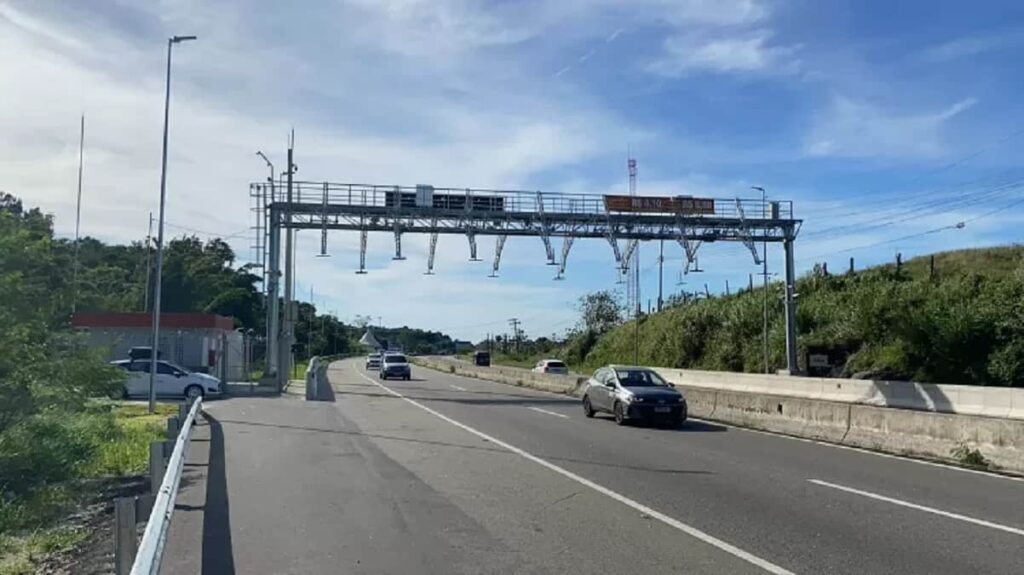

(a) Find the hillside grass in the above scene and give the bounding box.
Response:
[573,246,1024,386]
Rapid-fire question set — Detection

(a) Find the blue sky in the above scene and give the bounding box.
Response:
[3,0,1024,341]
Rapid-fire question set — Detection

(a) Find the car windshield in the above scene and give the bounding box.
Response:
[546,361,566,369]
[614,369,668,387]
[386,355,407,363]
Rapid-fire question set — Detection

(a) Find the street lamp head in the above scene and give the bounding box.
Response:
[171,35,197,43]
[751,186,766,192]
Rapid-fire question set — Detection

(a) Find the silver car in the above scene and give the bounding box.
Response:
[582,365,687,426]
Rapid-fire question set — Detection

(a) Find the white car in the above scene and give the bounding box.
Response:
[366,353,382,370]
[533,359,569,375]
[111,359,222,400]
[380,353,411,380]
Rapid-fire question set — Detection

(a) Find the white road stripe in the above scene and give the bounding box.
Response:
[449,384,467,391]
[528,407,570,419]
[417,363,1023,484]
[808,479,1024,537]
[355,367,794,575]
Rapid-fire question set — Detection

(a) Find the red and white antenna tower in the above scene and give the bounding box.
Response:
[626,153,639,315]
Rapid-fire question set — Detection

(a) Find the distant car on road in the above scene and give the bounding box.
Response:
[581,365,686,427]
[533,359,569,375]
[366,353,381,370]
[380,353,411,380]
[111,359,221,400]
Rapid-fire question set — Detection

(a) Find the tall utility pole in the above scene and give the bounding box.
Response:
[752,186,769,375]
[256,151,277,377]
[149,34,196,414]
[657,239,664,312]
[308,285,314,358]
[72,115,85,315]
[143,213,153,311]
[508,318,521,354]
[281,132,295,389]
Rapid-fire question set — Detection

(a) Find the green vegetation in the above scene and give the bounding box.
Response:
[0,194,179,570]
[564,246,1024,386]
[0,404,170,573]
[0,526,89,575]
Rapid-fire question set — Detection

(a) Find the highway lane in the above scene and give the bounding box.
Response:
[173,363,773,574]
[344,358,1024,575]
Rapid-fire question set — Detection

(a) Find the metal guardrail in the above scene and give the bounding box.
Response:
[129,397,203,575]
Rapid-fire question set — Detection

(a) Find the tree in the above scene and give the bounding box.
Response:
[577,290,623,335]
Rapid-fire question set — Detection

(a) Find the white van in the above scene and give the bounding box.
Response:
[111,359,223,400]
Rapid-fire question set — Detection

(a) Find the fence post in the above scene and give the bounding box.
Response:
[149,442,166,494]
[167,416,180,439]
[178,401,187,421]
[114,497,137,575]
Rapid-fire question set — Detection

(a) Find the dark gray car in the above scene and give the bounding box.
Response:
[582,366,687,426]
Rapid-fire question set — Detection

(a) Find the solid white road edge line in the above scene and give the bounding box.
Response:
[808,479,1024,537]
[415,363,1024,484]
[355,367,795,575]
[527,407,570,419]
[450,384,467,391]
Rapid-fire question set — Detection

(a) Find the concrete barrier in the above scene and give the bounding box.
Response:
[414,357,1024,473]
[653,368,1024,421]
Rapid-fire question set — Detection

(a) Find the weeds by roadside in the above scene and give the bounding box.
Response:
[0,403,171,573]
[950,442,990,469]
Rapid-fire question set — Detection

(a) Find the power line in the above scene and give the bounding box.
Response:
[804,178,1024,240]
[807,125,1024,221]
[163,220,250,240]
[798,195,1024,263]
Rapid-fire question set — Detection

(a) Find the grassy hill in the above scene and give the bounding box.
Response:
[572,246,1024,387]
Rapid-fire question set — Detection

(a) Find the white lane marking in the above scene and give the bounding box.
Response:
[449,384,467,391]
[528,406,570,419]
[355,367,794,575]
[412,362,1024,483]
[808,479,1024,537]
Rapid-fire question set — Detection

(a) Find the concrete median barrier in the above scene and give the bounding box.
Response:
[413,356,1024,473]
[412,356,584,395]
[653,368,1024,421]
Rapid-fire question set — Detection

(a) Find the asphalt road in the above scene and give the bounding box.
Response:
[167,358,1024,574]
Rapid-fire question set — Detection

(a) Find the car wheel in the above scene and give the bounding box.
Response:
[121,386,129,400]
[613,402,627,426]
[185,385,204,401]
[404,375,410,381]
[582,395,595,418]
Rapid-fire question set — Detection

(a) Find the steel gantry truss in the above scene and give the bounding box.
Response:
[252,181,803,382]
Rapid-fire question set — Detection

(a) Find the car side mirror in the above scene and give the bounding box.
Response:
[176,372,185,378]
[605,381,616,388]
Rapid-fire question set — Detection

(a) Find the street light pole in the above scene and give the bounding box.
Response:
[148,35,196,414]
[752,186,769,375]
[256,151,277,378]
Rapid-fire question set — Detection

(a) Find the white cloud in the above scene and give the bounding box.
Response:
[647,30,800,76]
[919,33,1019,62]
[0,0,646,340]
[804,96,977,159]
